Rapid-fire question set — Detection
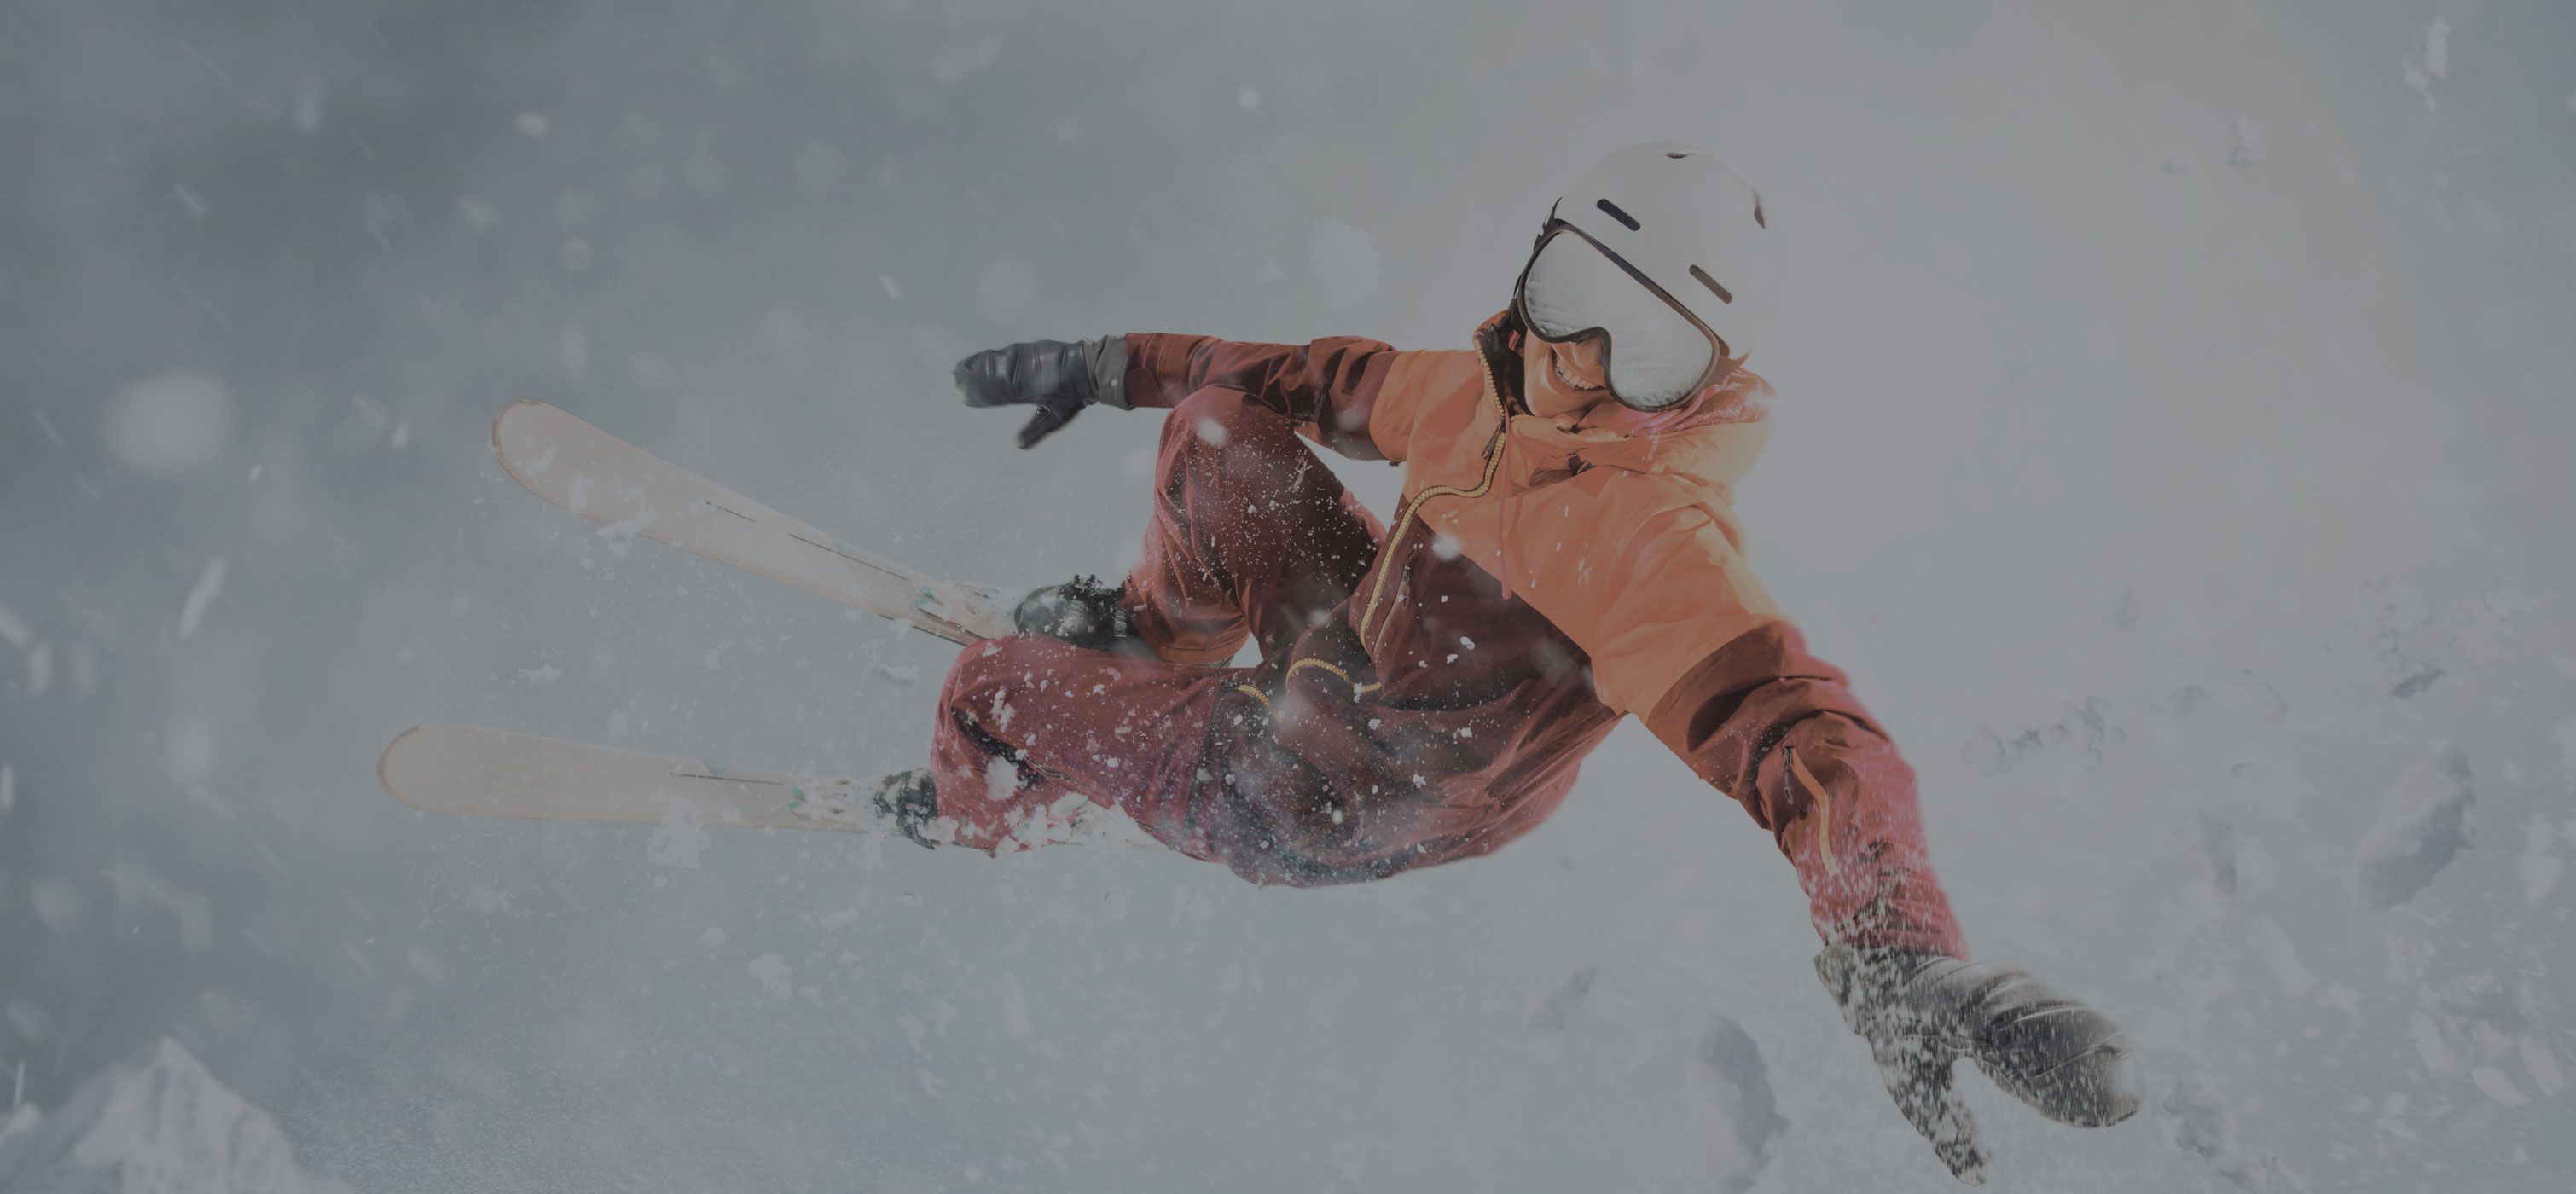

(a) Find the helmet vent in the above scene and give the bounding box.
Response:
[1689,265,1733,304]
[1753,196,1766,229]
[1593,198,1641,231]
[1664,151,1690,159]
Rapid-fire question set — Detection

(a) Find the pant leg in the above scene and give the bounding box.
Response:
[928,634,1238,854]
[1123,387,1385,664]
[927,386,1384,856]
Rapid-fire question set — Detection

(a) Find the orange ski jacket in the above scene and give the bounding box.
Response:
[1126,313,1778,717]
[1118,316,1965,956]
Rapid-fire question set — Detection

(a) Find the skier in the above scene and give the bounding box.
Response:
[908,143,2135,1182]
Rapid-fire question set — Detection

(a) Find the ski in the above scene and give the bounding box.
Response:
[490,399,1013,644]
[378,724,1163,849]
[380,723,892,832]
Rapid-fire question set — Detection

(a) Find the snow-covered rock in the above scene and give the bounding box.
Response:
[1685,1016,1786,1194]
[0,1038,351,1194]
[2352,742,2474,908]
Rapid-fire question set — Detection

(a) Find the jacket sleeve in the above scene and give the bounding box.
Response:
[1119,333,1401,462]
[1642,621,1969,959]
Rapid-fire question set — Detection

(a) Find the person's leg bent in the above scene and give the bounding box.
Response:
[923,386,1384,857]
[927,634,1231,854]
[1123,387,1384,665]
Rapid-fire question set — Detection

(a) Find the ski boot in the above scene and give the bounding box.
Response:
[871,768,943,849]
[1012,575,1152,657]
[787,768,946,848]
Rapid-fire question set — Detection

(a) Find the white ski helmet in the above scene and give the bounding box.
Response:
[1513,142,1783,410]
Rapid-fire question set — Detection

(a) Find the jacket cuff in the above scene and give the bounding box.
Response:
[1640,619,1820,757]
[1086,335,1131,409]
[1117,333,1208,410]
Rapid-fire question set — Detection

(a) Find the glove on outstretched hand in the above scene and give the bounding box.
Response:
[951,336,1127,449]
[1816,944,2137,1185]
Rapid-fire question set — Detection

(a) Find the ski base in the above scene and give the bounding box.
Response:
[380,723,885,832]
[490,399,1013,643]
[378,724,1164,851]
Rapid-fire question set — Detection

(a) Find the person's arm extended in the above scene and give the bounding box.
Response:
[1641,620,1966,959]
[953,334,1400,456]
[1648,623,2136,1184]
[1118,333,1401,461]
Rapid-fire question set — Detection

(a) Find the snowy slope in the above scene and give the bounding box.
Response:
[0,1040,351,1194]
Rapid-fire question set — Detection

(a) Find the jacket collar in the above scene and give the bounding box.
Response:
[1475,310,1772,492]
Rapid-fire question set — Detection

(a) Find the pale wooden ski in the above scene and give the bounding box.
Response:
[380,723,886,832]
[490,399,1012,643]
[378,724,1163,849]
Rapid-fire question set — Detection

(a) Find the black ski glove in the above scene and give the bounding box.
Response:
[951,336,1128,449]
[1816,944,2138,1185]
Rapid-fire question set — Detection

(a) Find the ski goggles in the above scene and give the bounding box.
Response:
[1511,223,1733,412]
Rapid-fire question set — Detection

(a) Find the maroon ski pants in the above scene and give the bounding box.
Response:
[932,386,1622,883]
[928,388,1401,874]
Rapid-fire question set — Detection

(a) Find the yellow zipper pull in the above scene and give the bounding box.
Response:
[1786,745,1840,877]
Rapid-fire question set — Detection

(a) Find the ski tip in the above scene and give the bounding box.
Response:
[378,725,426,804]
[490,399,548,467]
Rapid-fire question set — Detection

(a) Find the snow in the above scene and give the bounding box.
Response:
[928,38,1001,84]
[1523,965,1597,1034]
[995,972,1033,1039]
[101,372,235,478]
[6,1003,51,1047]
[747,953,792,1000]
[26,879,86,936]
[177,558,225,640]
[2518,815,2564,903]
[788,778,886,829]
[2152,1079,2278,1189]
[105,861,213,955]
[975,259,1039,322]
[2406,970,2568,1108]
[1307,217,1381,310]
[2352,742,2476,908]
[2405,17,2451,106]
[0,1039,351,1194]
[165,716,218,787]
[5,3,2573,1191]
[2229,114,2266,168]
[2245,915,2317,997]
[645,797,712,869]
[17,644,45,699]
[1685,1016,1786,1194]
[2471,1064,2528,1107]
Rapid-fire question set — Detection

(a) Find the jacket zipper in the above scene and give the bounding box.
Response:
[1784,745,1841,877]
[1355,333,1514,652]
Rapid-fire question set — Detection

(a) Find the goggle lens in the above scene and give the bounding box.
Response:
[1517,229,1718,410]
